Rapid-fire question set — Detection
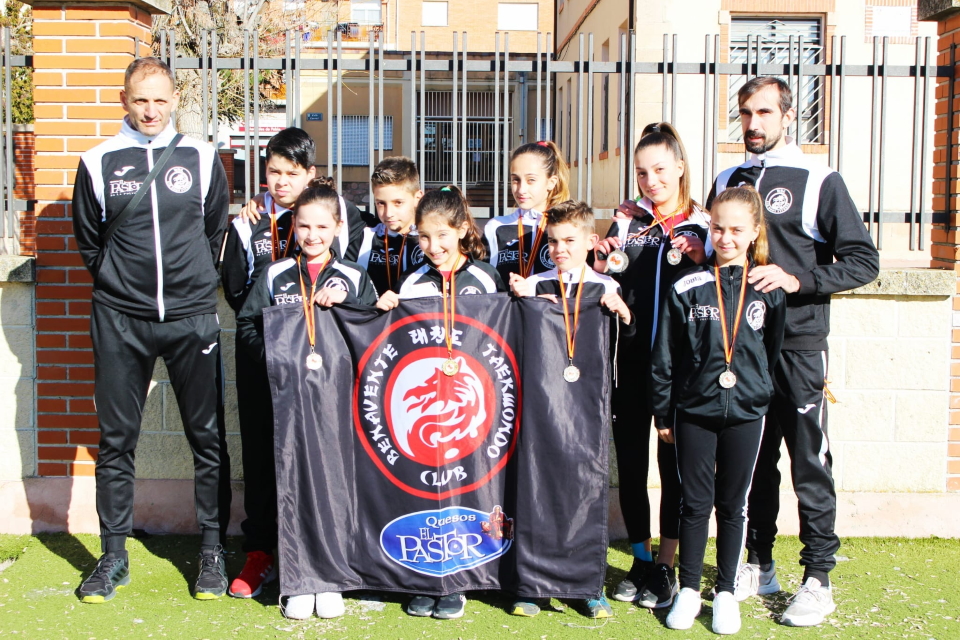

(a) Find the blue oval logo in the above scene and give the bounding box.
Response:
[379,505,514,576]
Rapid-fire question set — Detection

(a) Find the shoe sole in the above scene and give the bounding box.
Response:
[80,576,130,604]
[612,592,640,602]
[781,603,836,627]
[194,591,225,600]
[406,607,434,617]
[434,609,465,620]
[758,579,781,596]
[588,610,613,619]
[229,574,277,599]
[511,606,540,617]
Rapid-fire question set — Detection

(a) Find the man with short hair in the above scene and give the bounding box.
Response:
[72,57,231,602]
[707,76,879,626]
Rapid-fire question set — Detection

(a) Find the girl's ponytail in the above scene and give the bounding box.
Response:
[510,140,571,209]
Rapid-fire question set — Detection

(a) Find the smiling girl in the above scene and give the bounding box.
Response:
[650,186,785,635]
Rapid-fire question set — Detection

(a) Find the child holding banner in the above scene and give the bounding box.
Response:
[593,122,710,609]
[483,141,570,283]
[376,185,504,620]
[357,157,426,294]
[236,182,378,620]
[509,200,634,619]
[651,186,785,635]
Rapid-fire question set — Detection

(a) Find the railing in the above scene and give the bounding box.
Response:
[0,27,27,256]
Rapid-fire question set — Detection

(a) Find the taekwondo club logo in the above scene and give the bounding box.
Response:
[354,312,521,499]
[539,244,555,269]
[380,505,514,576]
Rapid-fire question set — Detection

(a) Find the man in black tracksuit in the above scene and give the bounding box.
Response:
[707,77,879,626]
[72,58,230,603]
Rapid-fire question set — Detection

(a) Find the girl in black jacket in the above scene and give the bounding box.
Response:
[652,186,785,635]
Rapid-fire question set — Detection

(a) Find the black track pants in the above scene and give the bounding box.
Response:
[91,302,224,549]
[611,372,681,543]
[745,350,840,582]
[675,416,764,593]
[234,345,278,553]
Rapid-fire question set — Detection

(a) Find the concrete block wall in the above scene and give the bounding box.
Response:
[0,258,37,483]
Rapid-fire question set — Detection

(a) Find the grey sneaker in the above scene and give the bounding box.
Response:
[780,578,836,627]
[728,560,780,601]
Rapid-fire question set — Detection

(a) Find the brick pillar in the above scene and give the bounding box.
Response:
[29,0,163,478]
[925,3,960,491]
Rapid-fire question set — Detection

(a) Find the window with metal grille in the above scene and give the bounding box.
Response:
[727,18,825,144]
[331,116,394,166]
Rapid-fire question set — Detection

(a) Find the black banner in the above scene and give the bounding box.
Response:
[264,294,610,598]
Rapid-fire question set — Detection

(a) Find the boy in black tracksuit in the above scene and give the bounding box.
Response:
[707,77,879,626]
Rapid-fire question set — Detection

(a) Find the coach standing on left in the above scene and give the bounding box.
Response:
[72,57,231,602]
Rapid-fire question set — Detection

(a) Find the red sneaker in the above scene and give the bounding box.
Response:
[228,551,277,598]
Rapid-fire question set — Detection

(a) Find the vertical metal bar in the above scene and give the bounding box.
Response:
[945,43,957,256]
[369,31,376,205]
[702,34,711,203]
[337,30,343,193]
[867,37,879,240]
[3,27,11,245]
[909,36,922,251]
[670,34,678,125]
[284,31,291,127]
[503,32,511,214]
[201,31,209,140]
[797,35,804,143]
[378,33,385,164]
[536,32,542,140]
[577,33,585,199]
[877,36,888,250]
[243,30,251,202]
[919,36,931,250]
[419,31,426,190]
[461,31,468,193]
[546,32,552,141]
[328,30,335,182]
[788,35,796,141]
[712,34,719,191]
[745,34,752,82]
[494,32,500,213]
[253,30,260,194]
[211,30,219,149]
[629,31,638,200]
[586,33,594,207]
[661,34,669,122]
[829,35,838,168]
[160,29,167,65]
[838,36,846,175]
[452,32,458,186]
[619,32,628,203]
[169,29,178,130]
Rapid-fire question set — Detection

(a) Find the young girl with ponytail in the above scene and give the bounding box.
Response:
[650,186,786,635]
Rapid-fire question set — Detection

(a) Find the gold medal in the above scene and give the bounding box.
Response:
[666,247,683,265]
[442,358,460,376]
[715,259,749,390]
[305,352,323,370]
[558,267,586,383]
[606,249,629,273]
[563,365,580,383]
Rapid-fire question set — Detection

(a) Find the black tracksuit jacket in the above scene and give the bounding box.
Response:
[72,119,229,321]
[356,223,427,294]
[236,252,379,362]
[707,140,879,350]
[482,208,555,283]
[397,255,506,297]
[651,261,786,427]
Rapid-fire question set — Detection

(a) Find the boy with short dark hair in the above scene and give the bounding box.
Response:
[356,156,426,293]
[509,200,634,619]
[220,127,316,599]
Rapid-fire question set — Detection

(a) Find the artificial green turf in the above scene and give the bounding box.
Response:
[0,533,958,639]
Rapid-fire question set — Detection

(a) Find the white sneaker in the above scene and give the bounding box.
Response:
[316,592,346,618]
[711,591,742,635]
[781,578,836,627]
[666,587,702,630]
[732,560,780,601]
[282,593,316,619]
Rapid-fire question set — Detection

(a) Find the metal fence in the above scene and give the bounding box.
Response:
[0,28,21,255]
[0,26,952,256]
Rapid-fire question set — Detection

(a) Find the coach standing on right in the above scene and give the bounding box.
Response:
[707,76,879,627]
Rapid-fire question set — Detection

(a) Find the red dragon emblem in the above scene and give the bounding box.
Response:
[388,355,493,465]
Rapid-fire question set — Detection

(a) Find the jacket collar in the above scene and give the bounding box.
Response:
[747,136,804,168]
[119,116,179,148]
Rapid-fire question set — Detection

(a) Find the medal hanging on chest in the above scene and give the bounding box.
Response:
[517,214,548,278]
[441,256,464,376]
[652,204,686,266]
[298,254,329,371]
[714,259,749,389]
[666,247,683,265]
[270,200,296,261]
[558,266,586,383]
[384,230,408,291]
[606,249,630,273]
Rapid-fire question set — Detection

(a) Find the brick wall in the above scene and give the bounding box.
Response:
[14,129,36,257]
[931,12,960,491]
[31,4,152,478]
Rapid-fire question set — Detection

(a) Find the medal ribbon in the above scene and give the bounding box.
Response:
[297,253,330,353]
[714,259,749,372]
[441,256,463,358]
[384,230,407,290]
[270,200,296,261]
[623,203,686,243]
[557,266,587,366]
[517,213,547,278]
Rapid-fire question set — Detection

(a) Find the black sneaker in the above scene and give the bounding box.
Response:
[194,546,228,600]
[406,594,437,617]
[78,552,130,603]
[639,563,678,609]
[613,558,654,602]
[434,592,466,619]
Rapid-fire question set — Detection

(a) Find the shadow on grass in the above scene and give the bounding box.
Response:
[34,532,99,576]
